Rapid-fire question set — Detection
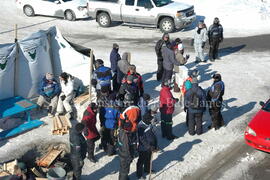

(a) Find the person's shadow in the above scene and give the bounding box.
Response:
[152,139,202,178]
[142,71,161,100]
[218,44,246,58]
[81,156,119,180]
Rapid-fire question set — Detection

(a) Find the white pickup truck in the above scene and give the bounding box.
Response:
[87,0,196,33]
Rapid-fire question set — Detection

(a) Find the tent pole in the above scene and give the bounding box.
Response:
[14,24,18,43]
[89,49,93,102]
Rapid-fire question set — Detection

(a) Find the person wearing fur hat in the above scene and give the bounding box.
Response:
[184,78,206,135]
[56,72,75,120]
[159,80,179,140]
[207,73,225,130]
[136,112,158,179]
[37,73,61,117]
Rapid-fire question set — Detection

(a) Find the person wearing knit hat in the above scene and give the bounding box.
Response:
[37,72,61,118]
[136,112,158,179]
[184,77,206,136]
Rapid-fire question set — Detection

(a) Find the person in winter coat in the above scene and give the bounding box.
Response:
[192,20,208,63]
[118,75,139,107]
[138,93,151,120]
[207,73,225,130]
[56,72,75,120]
[69,123,87,180]
[208,17,224,61]
[161,43,182,84]
[82,103,100,163]
[155,33,171,81]
[117,52,131,86]
[118,104,141,180]
[37,73,61,117]
[184,78,206,135]
[122,65,144,98]
[99,99,120,156]
[92,59,113,98]
[110,43,121,91]
[159,81,179,140]
[136,112,158,179]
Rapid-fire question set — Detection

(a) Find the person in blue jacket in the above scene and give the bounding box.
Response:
[37,73,61,117]
[99,98,120,156]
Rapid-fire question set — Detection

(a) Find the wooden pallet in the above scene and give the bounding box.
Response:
[74,92,90,105]
[36,148,63,168]
[51,115,72,135]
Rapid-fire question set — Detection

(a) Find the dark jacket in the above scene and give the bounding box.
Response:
[160,86,177,114]
[161,46,181,71]
[122,72,144,97]
[118,81,138,103]
[208,23,223,40]
[208,80,225,102]
[117,52,130,84]
[93,65,112,90]
[155,34,170,60]
[110,48,121,72]
[184,83,206,113]
[69,128,87,160]
[38,77,61,98]
[82,106,100,140]
[137,121,157,152]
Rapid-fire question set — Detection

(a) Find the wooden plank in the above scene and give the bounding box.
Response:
[74,92,90,105]
[31,167,43,177]
[6,159,17,174]
[36,149,63,168]
[35,178,48,180]
[55,116,63,130]
[0,171,11,177]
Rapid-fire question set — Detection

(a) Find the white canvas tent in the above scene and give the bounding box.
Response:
[0,26,90,100]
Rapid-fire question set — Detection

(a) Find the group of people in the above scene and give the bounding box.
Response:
[36,18,225,180]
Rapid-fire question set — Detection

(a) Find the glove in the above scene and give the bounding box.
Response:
[191,39,194,46]
[174,98,179,102]
[201,42,206,48]
[184,106,187,112]
[185,54,190,60]
[60,95,66,101]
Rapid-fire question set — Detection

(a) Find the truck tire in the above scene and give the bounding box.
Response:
[23,5,35,17]
[159,17,175,33]
[65,10,76,21]
[97,12,111,27]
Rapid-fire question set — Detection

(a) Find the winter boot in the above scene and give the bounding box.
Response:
[88,156,97,163]
[47,106,53,118]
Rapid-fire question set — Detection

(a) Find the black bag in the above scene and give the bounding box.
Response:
[190,91,200,109]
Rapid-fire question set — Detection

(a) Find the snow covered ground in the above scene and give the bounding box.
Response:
[1,0,270,179]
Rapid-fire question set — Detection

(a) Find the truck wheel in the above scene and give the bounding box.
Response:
[159,17,175,33]
[97,12,111,27]
[65,10,76,21]
[23,5,35,17]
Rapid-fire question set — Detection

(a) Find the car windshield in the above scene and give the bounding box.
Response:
[262,100,270,112]
[152,0,171,7]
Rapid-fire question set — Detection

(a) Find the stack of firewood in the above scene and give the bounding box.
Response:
[51,115,72,135]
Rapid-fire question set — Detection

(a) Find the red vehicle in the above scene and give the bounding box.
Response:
[245,99,270,152]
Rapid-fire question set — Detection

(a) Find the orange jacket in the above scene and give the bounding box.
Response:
[119,106,140,132]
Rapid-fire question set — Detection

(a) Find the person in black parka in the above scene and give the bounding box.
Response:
[69,123,87,180]
[110,43,121,91]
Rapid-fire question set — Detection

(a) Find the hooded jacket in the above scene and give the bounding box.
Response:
[160,86,177,114]
[100,106,120,129]
[161,45,181,71]
[119,106,140,132]
[184,83,206,113]
[194,27,208,45]
[92,65,112,90]
[117,52,131,83]
[60,75,74,97]
[155,34,170,60]
[137,120,157,152]
[39,76,61,98]
[110,48,121,72]
[82,106,100,140]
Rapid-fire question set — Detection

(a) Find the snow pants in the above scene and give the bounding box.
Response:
[70,155,84,180]
[194,43,205,62]
[209,105,224,129]
[87,137,99,159]
[157,58,164,81]
[160,113,173,138]
[188,112,203,135]
[209,38,220,60]
[102,128,116,155]
[136,151,152,178]
[37,95,58,113]
[56,92,75,114]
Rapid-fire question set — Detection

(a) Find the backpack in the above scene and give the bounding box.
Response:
[190,90,200,109]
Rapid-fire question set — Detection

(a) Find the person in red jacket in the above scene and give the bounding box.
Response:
[159,81,179,140]
[82,102,100,163]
